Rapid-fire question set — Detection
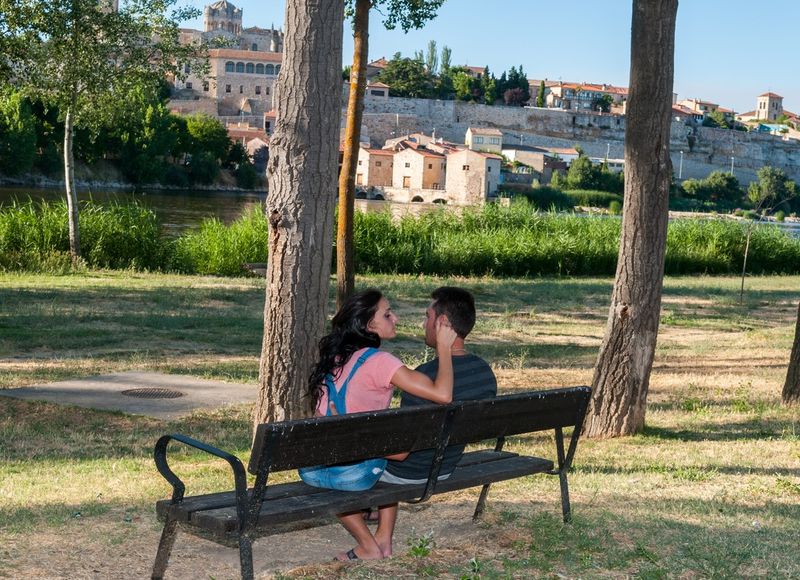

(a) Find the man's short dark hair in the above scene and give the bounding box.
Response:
[431,287,476,339]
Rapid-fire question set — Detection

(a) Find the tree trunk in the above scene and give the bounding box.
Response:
[782,301,800,405]
[336,0,370,310]
[63,105,81,263]
[583,0,678,438]
[253,0,344,428]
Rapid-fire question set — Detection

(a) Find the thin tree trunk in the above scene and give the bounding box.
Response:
[253,0,344,428]
[336,0,370,310]
[63,104,81,263]
[583,0,678,438]
[782,301,800,405]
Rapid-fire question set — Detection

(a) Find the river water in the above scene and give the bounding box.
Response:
[2,186,799,239]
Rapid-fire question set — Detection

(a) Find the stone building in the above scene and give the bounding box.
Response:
[465,127,503,154]
[171,1,283,122]
[392,147,447,194]
[356,147,394,189]
[445,149,501,204]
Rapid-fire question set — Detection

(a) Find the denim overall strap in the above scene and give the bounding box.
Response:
[325,347,378,416]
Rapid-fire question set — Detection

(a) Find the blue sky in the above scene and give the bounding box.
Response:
[181,0,799,114]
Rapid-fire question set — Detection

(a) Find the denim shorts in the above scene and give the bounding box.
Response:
[298,458,388,492]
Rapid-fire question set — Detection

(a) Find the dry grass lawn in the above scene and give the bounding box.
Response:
[1,272,798,579]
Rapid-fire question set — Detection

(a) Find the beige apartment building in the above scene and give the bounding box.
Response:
[445,149,501,204]
[356,148,394,188]
[465,127,503,154]
[392,147,446,191]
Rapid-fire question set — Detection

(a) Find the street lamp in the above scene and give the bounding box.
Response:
[679,150,684,179]
[730,156,735,176]
[605,142,610,163]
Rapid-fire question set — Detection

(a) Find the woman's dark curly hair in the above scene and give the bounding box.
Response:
[307,288,383,412]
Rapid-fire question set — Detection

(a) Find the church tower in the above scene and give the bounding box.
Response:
[203,0,243,35]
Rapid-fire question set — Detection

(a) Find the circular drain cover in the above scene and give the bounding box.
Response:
[121,388,185,399]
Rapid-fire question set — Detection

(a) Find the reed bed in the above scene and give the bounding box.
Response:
[2,199,799,276]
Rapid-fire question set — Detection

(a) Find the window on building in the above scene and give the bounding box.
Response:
[403,176,411,188]
[246,63,254,74]
[275,64,281,74]
[428,163,432,169]
[375,161,382,167]
[203,81,209,92]
[370,89,385,96]
[405,162,410,168]
[255,86,261,95]
[225,84,231,93]
[265,64,275,75]
[235,62,244,73]
[184,63,191,74]
[489,137,500,144]
[239,85,244,94]
[474,136,484,144]
[487,166,492,172]
[256,63,264,74]
[462,165,470,170]
[433,183,440,189]
[251,43,258,51]
[265,87,270,95]
[358,160,362,165]
[225,61,234,72]
[185,82,193,90]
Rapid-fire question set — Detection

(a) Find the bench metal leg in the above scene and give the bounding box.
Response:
[238,534,254,580]
[555,427,572,523]
[151,515,179,580]
[472,483,492,521]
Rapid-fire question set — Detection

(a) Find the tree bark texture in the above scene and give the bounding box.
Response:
[584,0,678,438]
[336,0,370,310]
[63,105,81,263]
[782,301,800,405]
[253,0,344,428]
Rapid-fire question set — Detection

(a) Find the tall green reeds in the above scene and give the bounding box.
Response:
[2,198,799,277]
[171,207,269,276]
[0,199,165,272]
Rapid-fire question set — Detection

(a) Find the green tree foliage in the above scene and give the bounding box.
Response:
[440,45,452,71]
[377,53,434,97]
[425,40,438,74]
[185,114,231,162]
[593,94,614,112]
[565,153,624,193]
[681,171,742,207]
[536,80,546,107]
[0,90,37,176]
[748,166,798,211]
[702,110,732,129]
[1,0,208,260]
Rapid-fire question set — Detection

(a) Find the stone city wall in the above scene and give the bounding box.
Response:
[358,95,800,184]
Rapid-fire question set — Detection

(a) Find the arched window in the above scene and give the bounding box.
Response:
[265,64,275,75]
[225,61,234,73]
[255,64,264,74]
[411,196,424,203]
[275,64,281,74]
[432,199,447,205]
[245,63,254,74]
[235,62,244,73]
[373,194,385,201]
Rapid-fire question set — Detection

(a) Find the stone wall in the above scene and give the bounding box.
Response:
[358,94,800,184]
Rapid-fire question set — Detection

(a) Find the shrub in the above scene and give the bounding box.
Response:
[775,210,786,222]
[500,185,574,211]
[171,206,268,275]
[564,189,623,209]
[608,200,622,215]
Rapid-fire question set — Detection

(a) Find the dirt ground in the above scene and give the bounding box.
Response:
[4,489,532,579]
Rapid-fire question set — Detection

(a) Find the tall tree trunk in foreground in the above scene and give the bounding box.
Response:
[63,103,81,263]
[253,0,344,428]
[583,0,678,438]
[782,301,800,405]
[336,0,370,309]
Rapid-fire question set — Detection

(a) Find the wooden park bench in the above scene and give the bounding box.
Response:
[151,386,591,579]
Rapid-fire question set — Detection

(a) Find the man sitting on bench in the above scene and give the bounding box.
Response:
[368,287,498,558]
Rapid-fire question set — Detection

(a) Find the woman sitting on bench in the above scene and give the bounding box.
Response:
[299,288,457,561]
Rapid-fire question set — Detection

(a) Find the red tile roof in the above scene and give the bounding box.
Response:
[210,48,283,62]
[759,92,783,98]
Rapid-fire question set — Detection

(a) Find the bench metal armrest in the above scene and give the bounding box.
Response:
[154,434,249,511]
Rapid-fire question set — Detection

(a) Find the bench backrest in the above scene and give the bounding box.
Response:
[248,386,590,476]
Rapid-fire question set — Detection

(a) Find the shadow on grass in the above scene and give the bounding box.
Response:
[638,420,797,442]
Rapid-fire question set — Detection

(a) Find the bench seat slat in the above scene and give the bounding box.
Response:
[157,449,519,522]
[190,453,553,537]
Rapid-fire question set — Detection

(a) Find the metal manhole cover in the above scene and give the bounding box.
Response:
[121,388,185,399]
